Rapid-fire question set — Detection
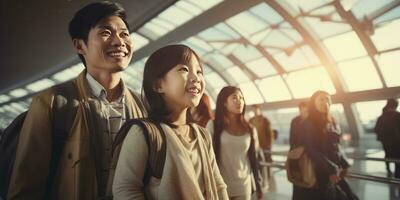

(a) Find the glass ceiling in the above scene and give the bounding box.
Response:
[1,0,400,130]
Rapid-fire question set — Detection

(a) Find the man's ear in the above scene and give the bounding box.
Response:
[72,39,86,55]
[153,79,164,94]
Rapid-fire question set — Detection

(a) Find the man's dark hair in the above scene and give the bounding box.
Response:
[68,1,129,66]
[383,98,399,112]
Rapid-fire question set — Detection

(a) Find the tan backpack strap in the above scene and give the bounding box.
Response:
[112,119,166,186]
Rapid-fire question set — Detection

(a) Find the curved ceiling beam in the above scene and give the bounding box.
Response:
[266,0,360,137]
[332,1,387,88]
[132,0,262,63]
[266,0,345,95]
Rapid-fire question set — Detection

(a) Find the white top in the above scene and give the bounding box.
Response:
[206,122,253,197]
[219,130,252,197]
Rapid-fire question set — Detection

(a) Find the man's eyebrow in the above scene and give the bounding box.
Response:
[97,25,128,31]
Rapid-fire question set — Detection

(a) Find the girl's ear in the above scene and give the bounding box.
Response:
[153,79,164,93]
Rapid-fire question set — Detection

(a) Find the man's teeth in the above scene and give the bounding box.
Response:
[108,52,126,57]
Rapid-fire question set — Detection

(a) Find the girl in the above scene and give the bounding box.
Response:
[293,90,358,200]
[208,86,263,200]
[112,44,228,200]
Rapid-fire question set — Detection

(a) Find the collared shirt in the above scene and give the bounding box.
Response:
[86,72,127,195]
[86,73,126,141]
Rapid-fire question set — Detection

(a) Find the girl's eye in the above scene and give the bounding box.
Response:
[179,67,189,72]
[197,70,203,75]
[121,32,129,37]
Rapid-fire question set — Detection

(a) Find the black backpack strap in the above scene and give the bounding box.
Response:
[0,111,28,197]
[112,119,166,185]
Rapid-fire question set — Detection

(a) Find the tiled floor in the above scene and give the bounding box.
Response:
[262,143,400,200]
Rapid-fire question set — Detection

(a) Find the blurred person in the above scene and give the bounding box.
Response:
[289,101,308,149]
[292,91,358,200]
[374,98,400,179]
[249,105,274,181]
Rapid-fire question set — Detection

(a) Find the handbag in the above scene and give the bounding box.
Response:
[285,146,317,188]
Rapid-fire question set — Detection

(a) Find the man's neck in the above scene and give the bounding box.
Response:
[87,69,122,102]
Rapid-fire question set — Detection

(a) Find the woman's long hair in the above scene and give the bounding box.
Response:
[307,90,334,138]
[192,94,214,127]
[213,86,251,163]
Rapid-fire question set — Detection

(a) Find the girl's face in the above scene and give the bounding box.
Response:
[157,54,205,111]
[225,90,245,115]
[314,93,331,114]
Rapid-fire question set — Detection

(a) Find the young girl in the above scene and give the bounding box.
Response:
[208,86,263,200]
[112,44,228,200]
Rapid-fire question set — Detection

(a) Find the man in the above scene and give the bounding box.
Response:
[249,105,274,156]
[249,104,274,183]
[7,2,145,199]
[289,101,308,149]
[375,99,400,179]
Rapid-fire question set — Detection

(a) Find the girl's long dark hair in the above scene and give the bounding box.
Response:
[142,44,202,126]
[213,86,251,163]
[307,90,334,138]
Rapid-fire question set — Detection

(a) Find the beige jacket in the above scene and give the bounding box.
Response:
[113,123,229,200]
[7,71,145,200]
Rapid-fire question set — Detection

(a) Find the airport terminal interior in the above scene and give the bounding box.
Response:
[1,0,400,199]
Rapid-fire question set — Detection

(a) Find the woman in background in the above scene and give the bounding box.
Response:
[209,86,263,200]
[293,90,358,200]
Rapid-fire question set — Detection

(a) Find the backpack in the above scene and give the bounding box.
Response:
[113,119,211,185]
[0,81,78,199]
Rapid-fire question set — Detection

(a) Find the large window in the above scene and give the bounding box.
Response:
[354,101,387,134]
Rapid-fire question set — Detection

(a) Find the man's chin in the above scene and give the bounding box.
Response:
[109,64,128,73]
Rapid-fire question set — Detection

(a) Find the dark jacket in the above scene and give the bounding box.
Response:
[248,127,263,195]
[374,110,400,158]
[289,115,304,149]
[293,118,352,200]
[299,118,349,186]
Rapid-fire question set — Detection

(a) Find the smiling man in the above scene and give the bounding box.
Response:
[7,2,146,200]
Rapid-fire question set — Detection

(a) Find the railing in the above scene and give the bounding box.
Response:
[266,150,400,164]
[349,156,400,164]
[261,151,400,186]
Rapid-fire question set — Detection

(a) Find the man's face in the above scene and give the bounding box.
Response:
[75,15,133,73]
[252,106,261,116]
